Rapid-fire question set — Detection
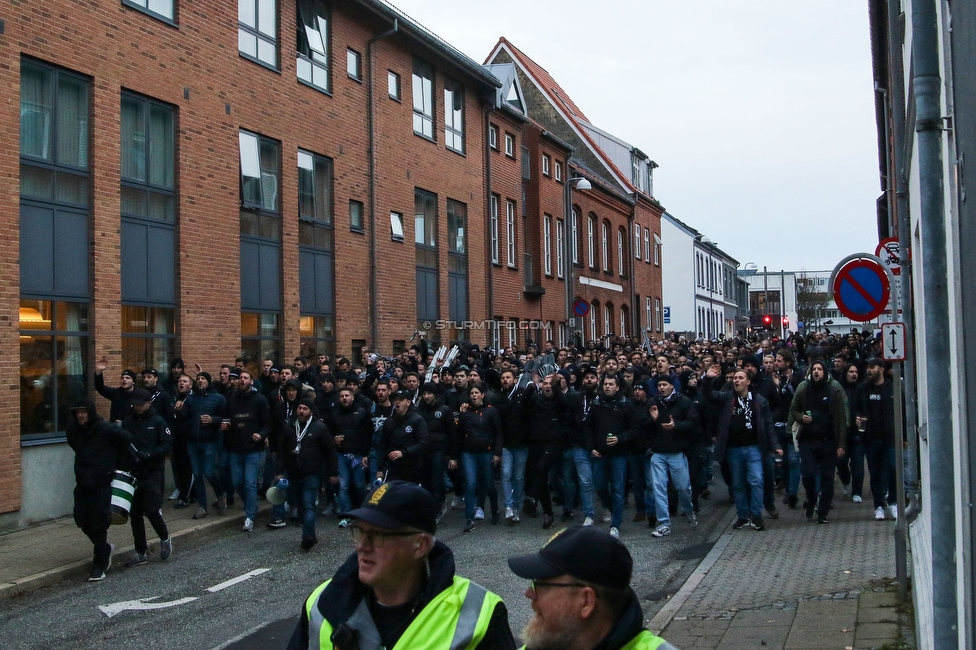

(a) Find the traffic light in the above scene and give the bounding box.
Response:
[763,315,771,327]
[782,316,789,328]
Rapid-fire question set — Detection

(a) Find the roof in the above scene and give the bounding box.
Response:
[487,38,638,196]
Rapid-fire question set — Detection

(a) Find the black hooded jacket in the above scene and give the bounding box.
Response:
[66,399,132,488]
[378,405,429,471]
[415,394,456,455]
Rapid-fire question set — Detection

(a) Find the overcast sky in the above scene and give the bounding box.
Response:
[390,0,881,272]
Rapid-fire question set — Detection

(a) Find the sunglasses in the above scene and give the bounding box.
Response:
[351,527,421,547]
[530,580,587,595]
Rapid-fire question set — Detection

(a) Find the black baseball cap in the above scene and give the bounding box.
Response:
[228,369,241,379]
[129,388,152,405]
[865,357,886,368]
[392,389,413,401]
[141,368,159,377]
[508,526,632,589]
[341,480,437,534]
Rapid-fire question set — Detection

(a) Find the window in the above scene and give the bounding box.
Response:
[542,154,550,176]
[604,304,612,338]
[121,306,176,374]
[20,300,89,442]
[653,233,661,266]
[506,200,516,267]
[390,212,404,241]
[489,124,498,150]
[590,301,599,341]
[346,48,361,80]
[601,221,609,272]
[239,0,277,68]
[123,0,175,22]
[444,80,464,153]
[504,132,515,157]
[388,71,400,100]
[239,130,280,217]
[300,315,335,364]
[412,58,434,139]
[298,149,333,230]
[297,149,335,359]
[644,228,650,263]
[620,306,628,338]
[297,0,329,92]
[571,208,579,264]
[490,195,500,264]
[447,200,468,331]
[646,297,652,331]
[587,215,595,267]
[242,313,282,371]
[617,228,624,276]
[239,132,281,323]
[415,189,438,332]
[121,92,176,223]
[543,214,552,275]
[554,161,562,181]
[556,218,565,278]
[655,298,662,332]
[350,199,364,232]
[634,224,641,259]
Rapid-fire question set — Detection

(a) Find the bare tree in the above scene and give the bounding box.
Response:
[795,273,830,332]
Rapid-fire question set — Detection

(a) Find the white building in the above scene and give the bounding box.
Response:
[737,267,798,338]
[661,212,740,338]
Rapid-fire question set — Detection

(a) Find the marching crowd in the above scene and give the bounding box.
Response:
[66,327,898,648]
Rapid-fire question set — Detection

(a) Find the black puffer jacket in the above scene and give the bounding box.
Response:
[416,395,456,455]
[527,390,572,445]
[378,406,429,470]
[458,403,503,455]
[66,399,131,487]
[276,418,338,480]
[643,392,699,455]
[327,402,373,457]
[587,393,638,457]
[489,383,534,448]
[224,388,272,454]
[120,406,172,478]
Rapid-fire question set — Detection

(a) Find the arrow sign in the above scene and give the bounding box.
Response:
[99,596,198,618]
[881,323,906,361]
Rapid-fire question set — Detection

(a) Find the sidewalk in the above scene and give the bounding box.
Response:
[649,488,914,650]
[0,495,272,602]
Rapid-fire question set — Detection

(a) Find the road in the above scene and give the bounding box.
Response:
[4,491,733,649]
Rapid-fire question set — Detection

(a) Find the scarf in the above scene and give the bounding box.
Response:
[734,392,753,430]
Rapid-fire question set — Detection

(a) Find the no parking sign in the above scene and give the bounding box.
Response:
[830,256,891,322]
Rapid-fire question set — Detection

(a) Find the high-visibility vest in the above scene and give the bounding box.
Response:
[519,630,678,650]
[304,575,502,650]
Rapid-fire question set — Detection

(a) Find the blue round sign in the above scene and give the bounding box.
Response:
[572,300,590,317]
[832,259,890,322]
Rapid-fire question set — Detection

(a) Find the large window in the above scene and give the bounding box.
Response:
[543,214,552,276]
[123,0,175,21]
[121,93,175,223]
[20,60,91,442]
[296,0,329,92]
[653,233,661,266]
[490,194,499,264]
[655,298,662,332]
[444,80,464,153]
[571,208,579,264]
[121,306,176,373]
[634,224,641,259]
[447,200,468,341]
[239,0,278,68]
[20,301,89,442]
[415,189,438,333]
[617,228,625,276]
[298,149,335,361]
[412,58,434,139]
[587,215,595,268]
[506,200,516,267]
[242,313,282,368]
[555,218,565,278]
[601,221,610,272]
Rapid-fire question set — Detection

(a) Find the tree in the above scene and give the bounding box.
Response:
[795,273,831,333]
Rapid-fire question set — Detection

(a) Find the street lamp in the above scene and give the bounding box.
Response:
[564,174,592,346]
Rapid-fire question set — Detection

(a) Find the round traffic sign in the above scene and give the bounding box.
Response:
[875,237,901,276]
[832,258,891,322]
[572,299,590,317]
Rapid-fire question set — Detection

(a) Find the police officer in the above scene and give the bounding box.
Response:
[288,480,516,650]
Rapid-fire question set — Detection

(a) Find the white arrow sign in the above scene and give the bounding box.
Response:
[881,322,906,361]
[98,596,199,618]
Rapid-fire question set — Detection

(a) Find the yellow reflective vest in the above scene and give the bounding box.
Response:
[304,575,502,650]
[520,630,677,650]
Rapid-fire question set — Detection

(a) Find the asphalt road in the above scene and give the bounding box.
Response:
[5,488,734,650]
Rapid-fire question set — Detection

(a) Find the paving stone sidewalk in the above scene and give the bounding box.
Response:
[652,486,915,650]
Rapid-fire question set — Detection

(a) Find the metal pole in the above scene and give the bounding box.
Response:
[564,179,574,346]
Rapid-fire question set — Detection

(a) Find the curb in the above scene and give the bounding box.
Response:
[0,503,272,603]
[647,508,737,635]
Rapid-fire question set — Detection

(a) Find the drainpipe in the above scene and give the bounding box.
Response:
[485,105,494,347]
[366,19,399,349]
[911,1,956,648]
[629,201,637,338]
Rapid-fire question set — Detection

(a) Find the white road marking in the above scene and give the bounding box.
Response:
[98,596,199,618]
[206,568,272,593]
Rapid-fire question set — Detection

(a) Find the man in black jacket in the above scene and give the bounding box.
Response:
[223,370,272,532]
[120,389,174,567]
[274,398,338,549]
[93,358,137,422]
[492,370,532,525]
[330,387,374,528]
[376,391,429,484]
[586,375,638,539]
[525,376,571,529]
[644,375,699,538]
[416,382,455,518]
[67,398,131,581]
[563,366,599,526]
[854,357,898,521]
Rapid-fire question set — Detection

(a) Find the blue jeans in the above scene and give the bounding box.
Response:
[648,452,694,526]
[865,439,896,508]
[501,447,528,510]
[230,450,264,520]
[462,452,497,522]
[591,455,627,527]
[561,447,595,518]
[289,474,320,541]
[627,453,647,515]
[187,441,224,509]
[726,445,764,519]
[337,454,367,514]
[776,428,801,497]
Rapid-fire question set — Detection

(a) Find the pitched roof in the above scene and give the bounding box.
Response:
[487,37,636,195]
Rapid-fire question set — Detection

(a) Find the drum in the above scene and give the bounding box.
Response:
[110,470,138,525]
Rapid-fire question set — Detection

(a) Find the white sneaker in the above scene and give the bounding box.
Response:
[474,507,485,521]
[651,523,672,538]
[451,496,464,510]
[582,516,594,527]
[242,518,254,532]
[875,506,886,521]
[512,514,520,523]
[337,518,352,528]
[853,495,863,503]
[888,504,898,520]
[168,489,181,501]
[602,510,612,523]
[609,527,620,539]
[504,507,514,521]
